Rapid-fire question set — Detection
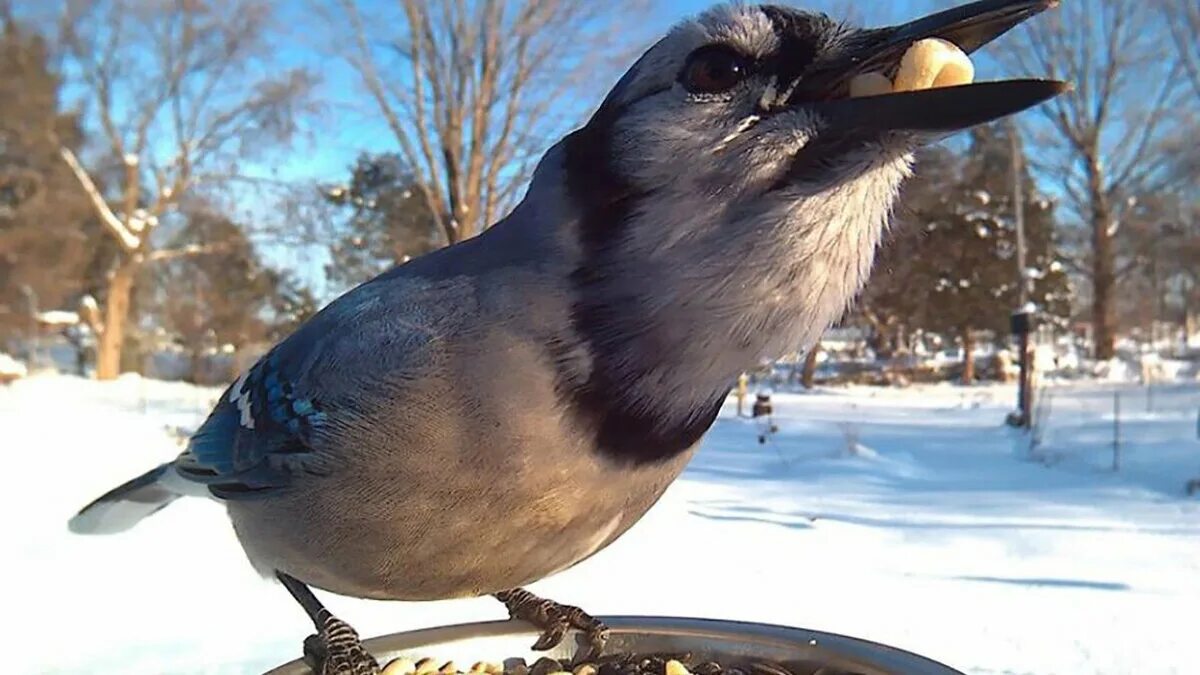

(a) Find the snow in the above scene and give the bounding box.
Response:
[36,310,81,326]
[128,208,158,233]
[4,374,1199,674]
[0,352,27,377]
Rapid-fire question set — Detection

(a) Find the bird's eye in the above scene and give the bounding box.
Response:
[680,46,751,95]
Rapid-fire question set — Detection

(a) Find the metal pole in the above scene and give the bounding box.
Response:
[1011,120,1030,307]
[1018,327,1031,426]
[1010,121,1033,428]
[1112,390,1121,472]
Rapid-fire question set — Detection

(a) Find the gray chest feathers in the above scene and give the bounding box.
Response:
[227,328,695,600]
[570,150,911,447]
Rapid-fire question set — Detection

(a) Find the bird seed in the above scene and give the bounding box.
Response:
[381,651,869,675]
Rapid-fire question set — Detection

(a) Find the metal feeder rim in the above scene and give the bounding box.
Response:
[265,616,964,675]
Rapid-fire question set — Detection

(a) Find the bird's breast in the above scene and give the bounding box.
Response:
[226,323,697,601]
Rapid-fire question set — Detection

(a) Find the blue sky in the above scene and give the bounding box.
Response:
[269,0,943,187]
[217,0,1019,295]
[242,0,1016,295]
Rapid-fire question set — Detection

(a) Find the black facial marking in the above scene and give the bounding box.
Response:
[761,6,839,94]
[561,105,634,255]
[772,132,876,190]
[555,104,724,467]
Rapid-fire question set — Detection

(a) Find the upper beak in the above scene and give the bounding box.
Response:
[799,0,1069,136]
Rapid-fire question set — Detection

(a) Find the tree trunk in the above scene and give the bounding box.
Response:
[961,326,975,384]
[95,261,137,381]
[189,347,205,385]
[801,347,820,389]
[1087,152,1116,360]
[1091,224,1116,359]
[1187,276,1197,343]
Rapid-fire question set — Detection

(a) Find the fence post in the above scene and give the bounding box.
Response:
[735,373,748,417]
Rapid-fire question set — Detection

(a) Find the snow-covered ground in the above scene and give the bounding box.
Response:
[5,374,1199,674]
[0,351,28,378]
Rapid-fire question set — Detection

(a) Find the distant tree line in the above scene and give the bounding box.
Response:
[0,4,316,382]
[1,0,640,383]
[2,0,1197,387]
[855,123,1069,382]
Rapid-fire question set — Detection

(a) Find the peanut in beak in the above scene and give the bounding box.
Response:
[848,38,975,97]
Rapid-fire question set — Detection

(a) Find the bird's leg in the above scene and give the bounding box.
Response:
[277,571,379,675]
[493,588,609,663]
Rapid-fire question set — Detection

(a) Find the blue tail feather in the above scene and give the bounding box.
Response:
[69,464,182,535]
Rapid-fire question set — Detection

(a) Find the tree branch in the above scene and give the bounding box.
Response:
[329,0,644,243]
[340,0,449,237]
[143,242,234,263]
[57,145,141,251]
[78,294,104,336]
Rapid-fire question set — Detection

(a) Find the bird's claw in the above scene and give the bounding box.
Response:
[529,619,569,652]
[495,588,609,663]
[302,613,380,675]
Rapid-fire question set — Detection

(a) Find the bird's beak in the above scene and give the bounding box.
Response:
[798,0,1069,137]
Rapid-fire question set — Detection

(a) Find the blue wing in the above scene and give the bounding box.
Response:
[175,251,478,500]
[177,347,330,500]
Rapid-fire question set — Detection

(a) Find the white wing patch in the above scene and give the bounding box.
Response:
[228,368,256,429]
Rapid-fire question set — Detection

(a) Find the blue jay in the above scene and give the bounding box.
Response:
[69,1,1064,673]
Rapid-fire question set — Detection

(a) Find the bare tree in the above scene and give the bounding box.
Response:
[1157,0,1200,101]
[152,201,290,384]
[326,0,646,245]
[799,347,820,389]
[53,0,315,379]
[998,0,1185,359]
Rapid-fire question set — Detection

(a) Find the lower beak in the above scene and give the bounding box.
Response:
[813,80,1069,135]
[803,0,1069,136]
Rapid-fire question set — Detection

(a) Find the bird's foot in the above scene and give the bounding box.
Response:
[302,613,380,675]
[276,571,379,675]
[494,588,609,663]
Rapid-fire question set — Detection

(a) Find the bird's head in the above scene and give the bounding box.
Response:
[506,1,1065,453]
[576,0,1065,188]
[542,0,1064,370]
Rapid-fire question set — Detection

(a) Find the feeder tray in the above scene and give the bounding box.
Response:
[266,617,963,675]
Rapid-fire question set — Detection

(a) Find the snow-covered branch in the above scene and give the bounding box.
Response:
[57,146,141,252]
[143,242,232,263]
[78,295,103,336]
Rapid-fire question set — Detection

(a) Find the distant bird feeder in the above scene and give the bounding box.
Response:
[752,393,773,418]
[751,393,779,444]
